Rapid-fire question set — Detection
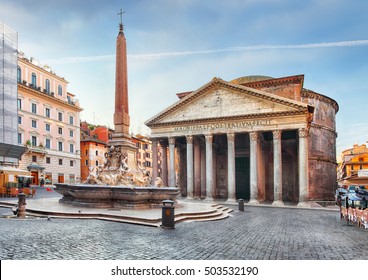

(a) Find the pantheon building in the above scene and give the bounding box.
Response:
[145,75,339,206]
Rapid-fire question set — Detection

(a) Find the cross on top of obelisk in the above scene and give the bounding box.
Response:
[118,9,125,31]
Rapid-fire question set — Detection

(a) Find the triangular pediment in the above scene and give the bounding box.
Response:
[146,78,309,126]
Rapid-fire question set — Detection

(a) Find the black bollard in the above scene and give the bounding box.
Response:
[238,199,244,211]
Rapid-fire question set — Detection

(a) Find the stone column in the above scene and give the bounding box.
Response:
[226,133,237,203]
[151,138,158,185]
[249,131,259,204]
[298,128,310,207]
[200,142,206,198]
[186,135,194,199]
[194,138,201,199]
[168,137,176,188]
[161,141,168,187]
[272,130,284,206]
[205,135,214,201]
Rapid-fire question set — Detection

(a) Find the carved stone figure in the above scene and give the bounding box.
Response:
[83,145,150,187]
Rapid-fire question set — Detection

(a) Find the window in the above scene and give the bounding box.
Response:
[18,116,22,125]
[70,161,74,167]
[45,139,51,149]
[45,79,50,94]
[31,120,37,128]
[95,150,98,156]
[18,133,22,145]
[58,127,63,135]
[69,116,74,125]
[31,73,37,87]
[17,98,22,109]
[45,123,51,132]
[96,160,99,166]
[31,136,37,146]
[46,157,51,164]
[32,155,37,162]
[45,108,50,118]
[31,103,37,114]
[58,85,62,96]
[17,67,21,83]
[70,144,74,153]
[85,159,89,166]
[59,159,63,165]
[58,141,63,151]
[146,161,151,168]
[58,112,63,122]
[69,130,74,138]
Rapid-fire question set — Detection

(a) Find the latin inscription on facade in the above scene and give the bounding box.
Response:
[174,119,272,132]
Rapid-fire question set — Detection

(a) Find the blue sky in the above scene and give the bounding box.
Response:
[1,0,368,157]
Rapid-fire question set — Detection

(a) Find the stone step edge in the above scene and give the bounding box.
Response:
[176,207,233,223]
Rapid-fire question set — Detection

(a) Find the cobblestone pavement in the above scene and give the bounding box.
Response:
[1,200,367,260]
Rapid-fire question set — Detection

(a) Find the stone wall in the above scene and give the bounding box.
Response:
[301,90,338,201]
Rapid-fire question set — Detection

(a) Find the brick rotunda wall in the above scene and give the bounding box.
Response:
[301,89,339,201]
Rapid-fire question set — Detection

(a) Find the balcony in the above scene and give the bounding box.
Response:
[26,144,46,155]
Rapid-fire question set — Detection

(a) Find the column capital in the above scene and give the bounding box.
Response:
[227,132,235,143]
[168,137,175,145]
[249,131,258,141]
[205,134,213,143]
[298,128,309,138]
[273,130,282,140]
[186,135,193,144]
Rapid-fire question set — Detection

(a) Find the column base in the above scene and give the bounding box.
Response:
[272,200,285,207]
[248,199,259,205]
[203,197,214,203]
[225,198,237,204]
[297,201,311,208]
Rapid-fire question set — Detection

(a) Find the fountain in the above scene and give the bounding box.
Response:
[54,14,180,208]
[54,146,180,208]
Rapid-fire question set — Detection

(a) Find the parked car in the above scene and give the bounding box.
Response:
[345,193,366,208]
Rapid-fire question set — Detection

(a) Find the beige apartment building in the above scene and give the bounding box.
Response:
[17,53,83,185]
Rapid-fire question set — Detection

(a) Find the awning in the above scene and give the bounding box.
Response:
[0,142,27,160]
[0,166,31,176]
[338,176,368,186]
[27,162,45,171]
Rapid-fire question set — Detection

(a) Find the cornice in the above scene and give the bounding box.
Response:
[18,83,83,112]
[18,58,68,84]
[310,123,337,136]
[309,156,337,165]
[240,74,304,89]
[149,109,308,128]
[301,89,339,113]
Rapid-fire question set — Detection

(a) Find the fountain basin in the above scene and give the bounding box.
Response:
[54,183,180,208]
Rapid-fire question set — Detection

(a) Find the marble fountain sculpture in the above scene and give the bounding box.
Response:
[54,146,180,208]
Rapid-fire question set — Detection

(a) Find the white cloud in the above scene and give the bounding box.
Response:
[44,39,368,65]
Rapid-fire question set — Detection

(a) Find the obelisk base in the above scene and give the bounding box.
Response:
[108,133,138,171]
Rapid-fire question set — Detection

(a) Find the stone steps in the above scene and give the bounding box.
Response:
[0,201,233,227]
[175,204,233,223]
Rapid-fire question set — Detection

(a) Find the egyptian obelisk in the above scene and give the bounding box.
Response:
[108,10,137,168]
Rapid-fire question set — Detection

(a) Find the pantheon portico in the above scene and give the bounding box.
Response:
[145,75,339,205]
